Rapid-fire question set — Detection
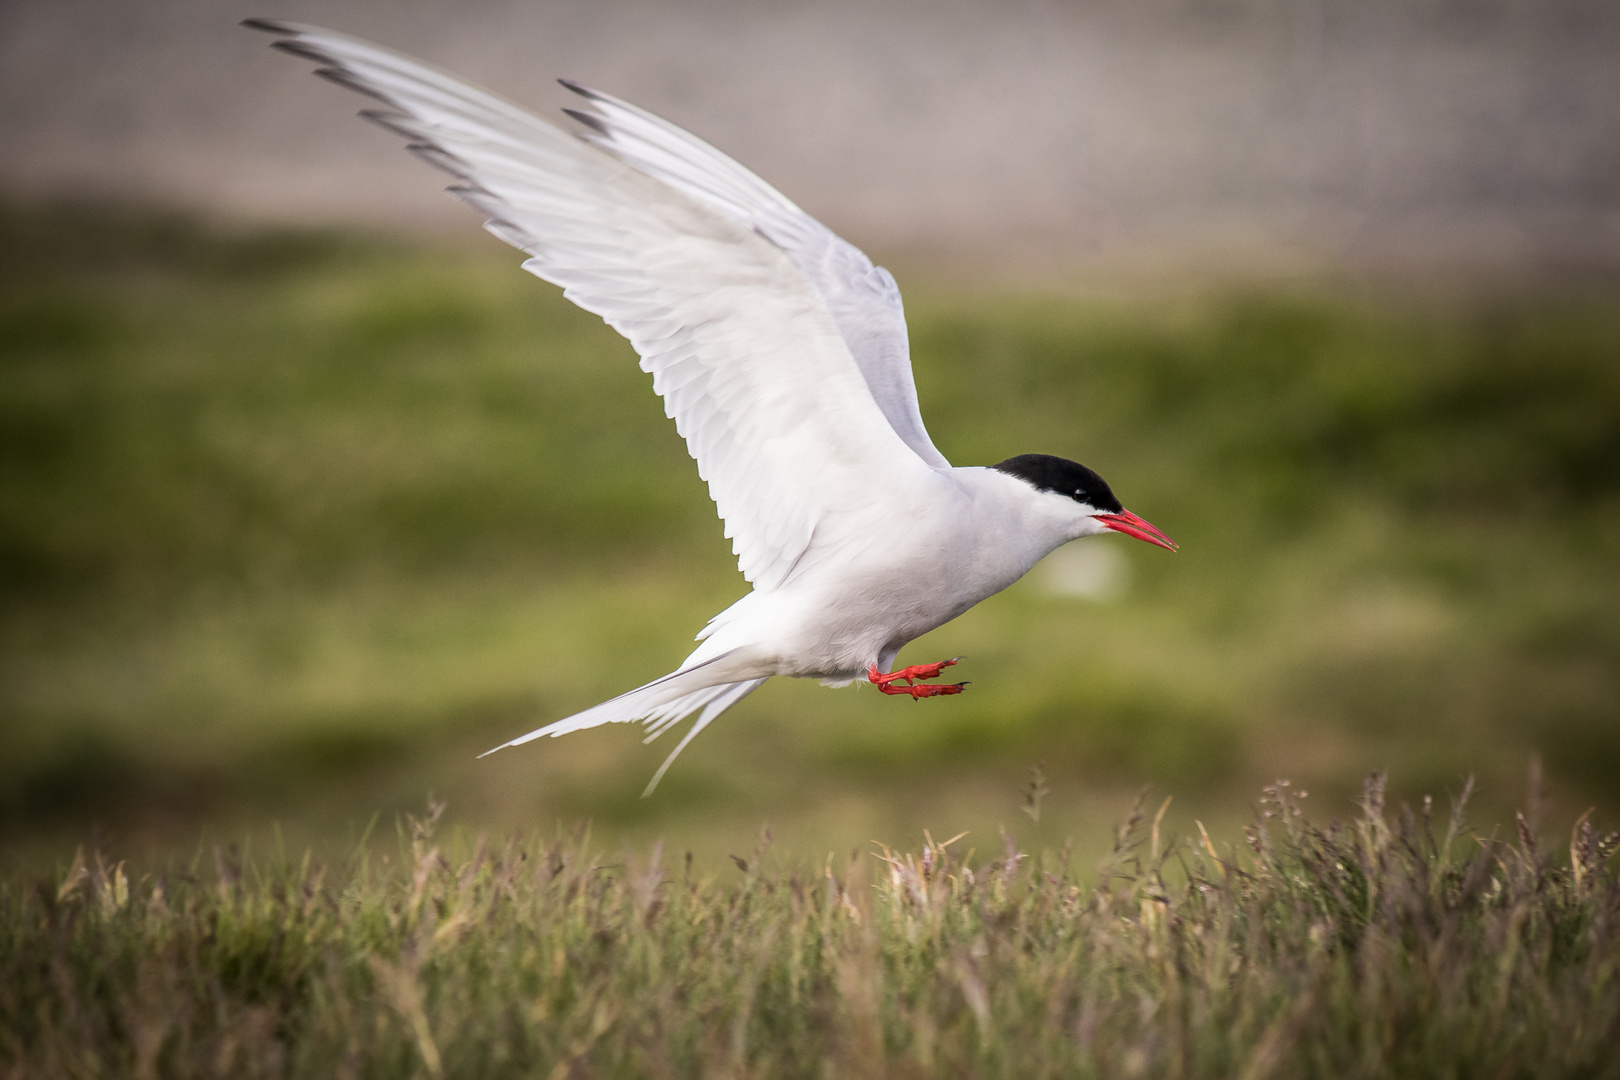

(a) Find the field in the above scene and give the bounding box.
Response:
[3,775,1618,1078]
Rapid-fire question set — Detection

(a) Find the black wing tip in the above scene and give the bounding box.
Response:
[557,77,601,101]
[271,39,330,64]
[447,181,500,203]
[312,66,392,104]
[359,108,417,137]
[562,107,609,135]
[409,143,476,181]
[241,17,292,34]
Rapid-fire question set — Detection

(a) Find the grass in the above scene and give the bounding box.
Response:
[2,775,1617,1078]
[1,199,1619,863]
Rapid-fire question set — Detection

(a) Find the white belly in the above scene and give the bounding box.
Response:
[692,494,1051,680]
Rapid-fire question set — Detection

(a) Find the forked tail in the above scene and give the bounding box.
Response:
[479,650,766,795]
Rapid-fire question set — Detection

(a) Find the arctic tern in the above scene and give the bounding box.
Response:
[247,20,1177,792]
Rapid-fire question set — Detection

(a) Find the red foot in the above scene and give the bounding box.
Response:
[890,657,960,682]
[868,658,968,700]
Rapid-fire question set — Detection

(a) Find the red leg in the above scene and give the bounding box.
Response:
[907,681,966,698]
[888,657,961,682]
[868,659,968,700]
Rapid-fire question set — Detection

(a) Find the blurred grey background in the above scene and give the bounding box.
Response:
[4,0,1619,273]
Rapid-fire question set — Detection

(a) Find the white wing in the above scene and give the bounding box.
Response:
[559,81,952,470]
[248,20,941,591]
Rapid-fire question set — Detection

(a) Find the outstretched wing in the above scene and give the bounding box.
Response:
[247,20,940,591]
[557,81,952,470]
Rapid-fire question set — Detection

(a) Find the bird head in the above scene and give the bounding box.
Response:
[991,453,1177,551]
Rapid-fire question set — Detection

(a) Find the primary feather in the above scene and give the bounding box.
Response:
[247,20,940,592]
[556,80,950,470]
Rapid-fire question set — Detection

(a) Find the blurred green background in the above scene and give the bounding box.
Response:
[2,200,1617,869]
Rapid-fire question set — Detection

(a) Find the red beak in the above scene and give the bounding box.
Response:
[1096,510,1177,551]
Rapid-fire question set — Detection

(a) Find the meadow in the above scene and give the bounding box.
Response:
[1,199,1618,868]
[2,776,1616,1078]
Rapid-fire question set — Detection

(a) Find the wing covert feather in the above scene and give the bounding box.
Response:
[558,81,952,470]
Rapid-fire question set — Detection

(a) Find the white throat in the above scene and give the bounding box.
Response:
[949,466,1110,588]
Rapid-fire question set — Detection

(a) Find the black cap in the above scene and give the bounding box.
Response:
[990,454,1122,513]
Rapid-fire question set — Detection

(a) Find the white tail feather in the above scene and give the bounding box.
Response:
[641,678,767,797]
[478,651,764,794]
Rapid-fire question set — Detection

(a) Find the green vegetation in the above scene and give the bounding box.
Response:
[2,777,1616,1078]
[1,201,1619,865]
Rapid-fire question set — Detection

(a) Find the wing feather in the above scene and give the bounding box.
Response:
[249,21,937,589]
[557,80,953,470]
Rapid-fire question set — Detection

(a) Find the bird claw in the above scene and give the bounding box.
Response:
[894,656,961,682]
[868,659,968,699]
[905,680,968,699]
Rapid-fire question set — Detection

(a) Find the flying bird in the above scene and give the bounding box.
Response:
[247,20,1177,793]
